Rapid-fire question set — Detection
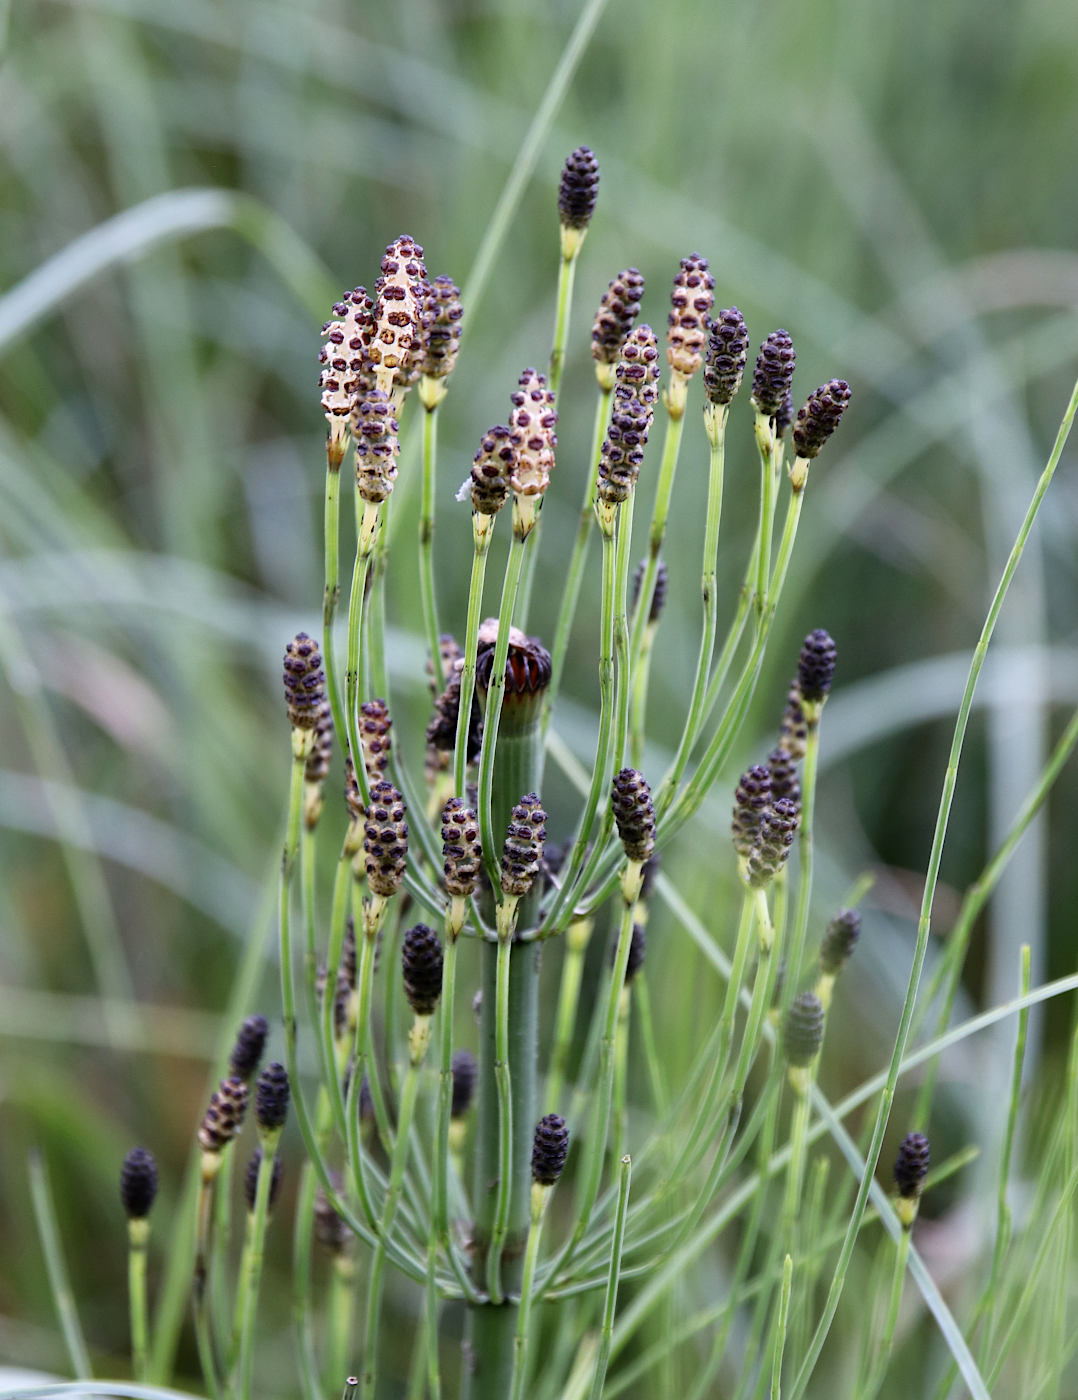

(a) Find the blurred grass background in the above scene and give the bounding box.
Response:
[3,0,1078,1389]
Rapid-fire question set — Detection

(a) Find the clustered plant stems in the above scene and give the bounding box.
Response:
[275,151,869,1400]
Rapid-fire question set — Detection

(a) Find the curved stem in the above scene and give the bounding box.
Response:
[788,369,1078,1400]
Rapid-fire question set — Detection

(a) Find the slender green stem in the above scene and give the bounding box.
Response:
[541,511,617,935]
[752,412,777,619]
[543,879,639,1294]
[477,531,528,885]
[611,989,630,1170]
[29,1149,92,1379]
[487,929,516,1303]
[611,491,636,773]
[982,945,1032,1358]
[862,1229,911,1400]
[788,369,1078,1400]
[433,931,460,1243]
[913,704,1078,1121]
[127,1221,150,1383]
[425,1245,443,1400]
[320,842,355,1149]
[628,404,686,672]
[234,1142,280,1400]
[659,408,726,804]
[509,1189,549,1400]
[454,513,495,798]
[783,716,821,1007]
[549,249,578,397]
[546,388,612,730]
[292,1164,321,1400]
[780,1080,812,1247]
[346,902,386,1230]
[420,405,445,691]
[327,1254,356,1396]
[588,1154,632,1400]
[344,498,379,806]
[322,460,348,750]
[633,976,668,1120]
[546,918,592,1111]
[361,1047,426,1400]
[768,1255,794,1400]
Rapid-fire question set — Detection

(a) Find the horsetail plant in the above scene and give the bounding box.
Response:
[262,152,862,1397]
[90,142,881,1400]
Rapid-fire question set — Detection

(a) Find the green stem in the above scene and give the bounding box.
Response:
[549,250,578,397]
[509,1189,549,1400]
[344,498,379,808]
[788,368,1078,1400]
[454,512,495,797]
[783,716,821,1007]
[361,1046,426,1400]
[542,877,639,1294]
[752,412,777,620]
[913,705,1078,1121]
[768,1255,794,1400]
[546,388,612,731]
[322,460,348,751]
[611,990,630,1170]
[545,918,592,1111]
[487,930,515,1303]
[862,1230,911,1400]
[420,406,445,691]
[541,509,618,935]
[127,1222,150,1382]
[588,1154,632,1400]
[780,1080,812,1247]
[659,408,726,804]
[234,1141,280,1400]
[291,1164,321,1400]
[476,530,528,885]
[326,1254,356,1396]
[628,404,686,672]
[29,1149,92,1379]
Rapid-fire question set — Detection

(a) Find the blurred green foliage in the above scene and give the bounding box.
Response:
[3,0,1078,1391]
